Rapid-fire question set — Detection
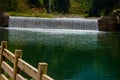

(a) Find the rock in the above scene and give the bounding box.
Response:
[98,16,120,31]
[0,11,9,27]
[113,9,120,16]
[113,9,120,24]
[98,9,120,31]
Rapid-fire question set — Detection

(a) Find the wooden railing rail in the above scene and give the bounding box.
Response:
[0,41,54,80]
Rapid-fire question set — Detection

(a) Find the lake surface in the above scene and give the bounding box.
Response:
[0,28,120,80]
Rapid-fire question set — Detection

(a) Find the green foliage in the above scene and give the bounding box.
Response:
[89,0,120,16]
[0,0,91,15]
[0,0,28,12]
[15,0,30,12]
[53,0,70,13]
[0,0,16,11]
[1,0,119,17]
[69,0,93,14]
[27,0,42,8]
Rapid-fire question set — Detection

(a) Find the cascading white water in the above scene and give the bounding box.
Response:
[9,16,98,30]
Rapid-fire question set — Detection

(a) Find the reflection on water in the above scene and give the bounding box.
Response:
[0,28,120,80]
[0,28,9,41]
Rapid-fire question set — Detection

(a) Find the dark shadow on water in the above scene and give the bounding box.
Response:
[0,28,9,42]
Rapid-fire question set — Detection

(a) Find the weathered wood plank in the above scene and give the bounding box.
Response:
[18,59,38,80]
[0,41,7,74]
[37,63,48,80]
[1,61,14,78]
[0,46,1,54]
[0,74,8,80]
[42,74,54,80]
[13,50,22,80]
[3,49,15,63]
[16,74,26,80]
[0,46,1,50]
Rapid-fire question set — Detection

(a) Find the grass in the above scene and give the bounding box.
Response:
[7,12,55,18]
[7,11,89,18]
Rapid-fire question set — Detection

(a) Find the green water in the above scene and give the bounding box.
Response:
[0,28,120,80]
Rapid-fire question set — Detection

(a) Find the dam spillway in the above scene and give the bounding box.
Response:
[9,16,98,30]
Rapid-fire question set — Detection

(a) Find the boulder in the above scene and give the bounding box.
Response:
[98,9,120,31]
[113,9,120,24]
[0,11,9,27]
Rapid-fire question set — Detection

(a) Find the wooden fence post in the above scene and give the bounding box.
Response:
[13,50,22,80]
[0,41,7,74]
[37,63,48,80]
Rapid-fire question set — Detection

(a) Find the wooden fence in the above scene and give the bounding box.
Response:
[0,41,54,80]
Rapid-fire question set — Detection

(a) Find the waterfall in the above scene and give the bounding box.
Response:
[9,16,98,30]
